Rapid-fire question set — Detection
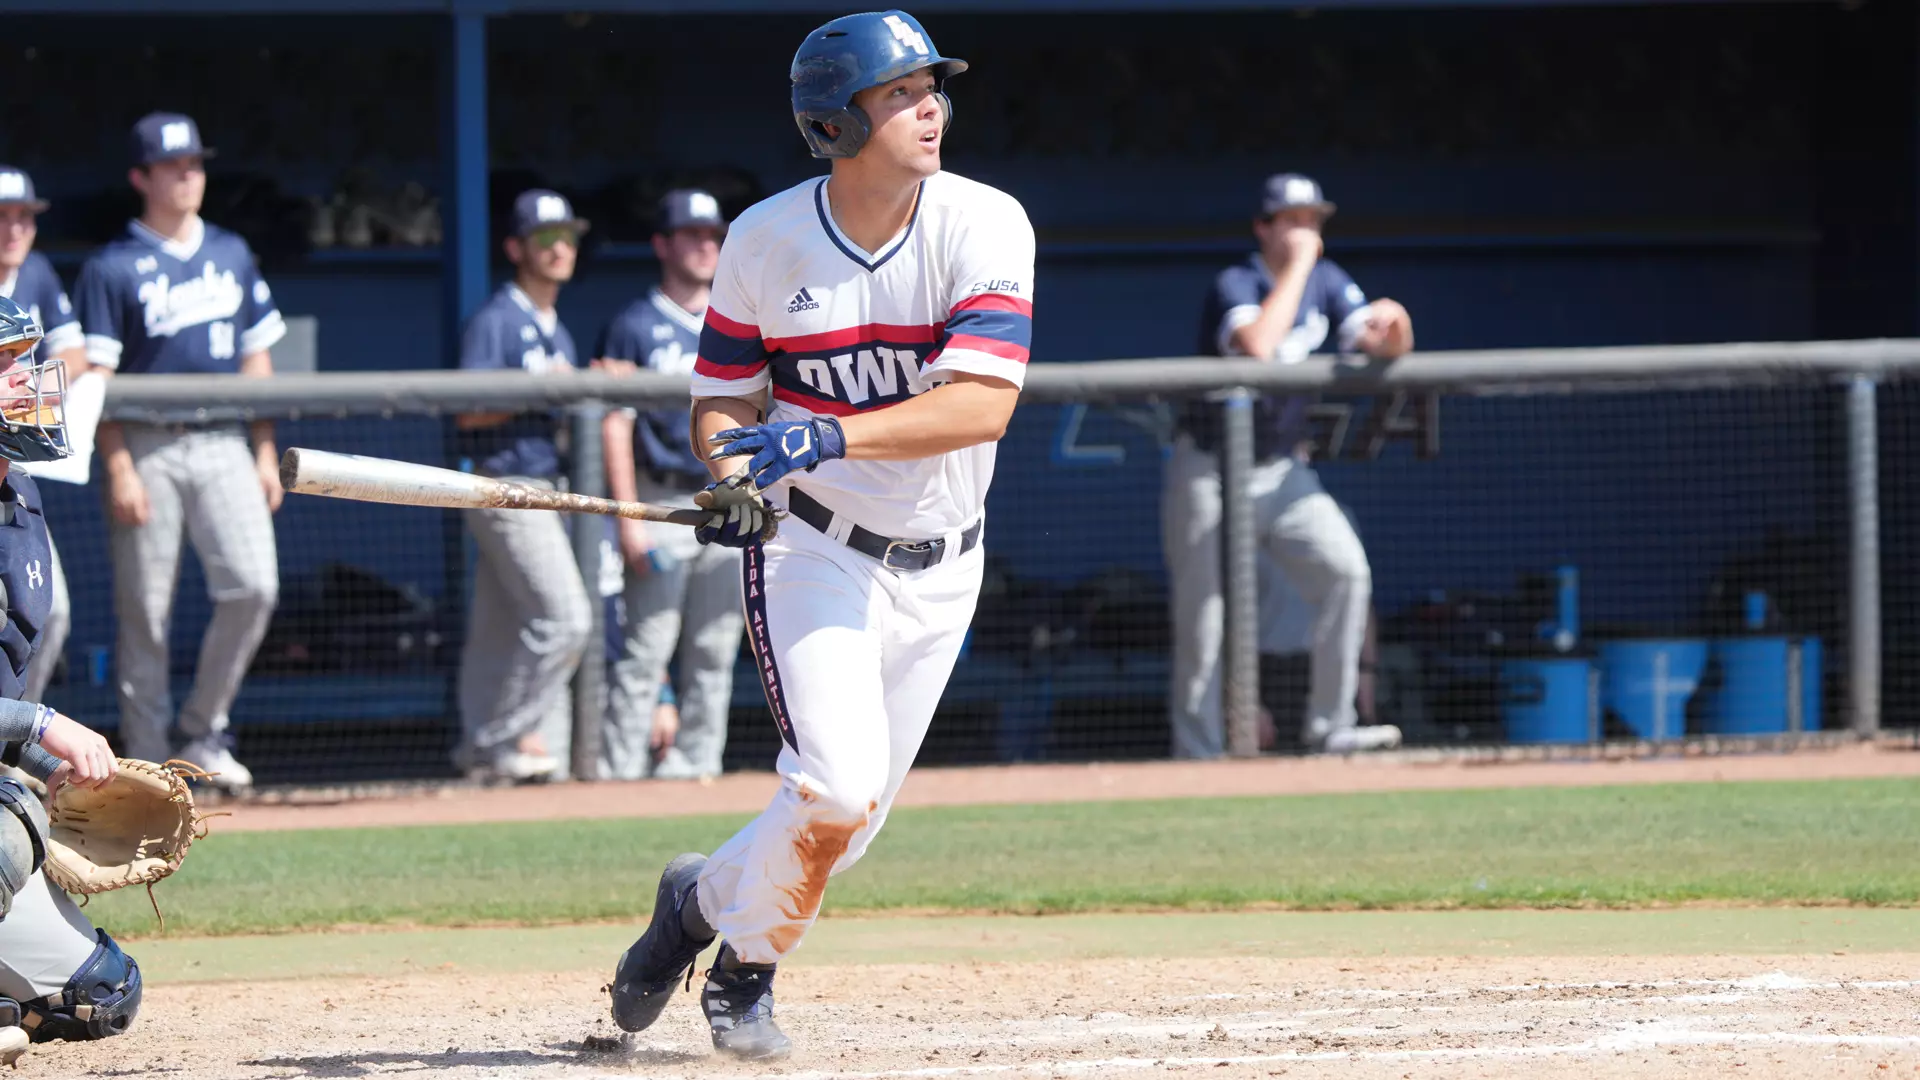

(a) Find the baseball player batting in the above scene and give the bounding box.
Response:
[0,166,84,703]
[610,9,1033,1060]
[73,113,286,791]
[0,297,144,1067]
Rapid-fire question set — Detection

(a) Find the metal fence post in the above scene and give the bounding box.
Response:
[1847,375,1881,738]
[569,401,609,779]
[1220,389,1261,758]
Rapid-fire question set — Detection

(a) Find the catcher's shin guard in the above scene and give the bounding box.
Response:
[24,929,142,1042]
[0,778,48,918]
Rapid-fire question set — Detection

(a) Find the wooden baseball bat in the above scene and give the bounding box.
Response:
[280,448,714,527]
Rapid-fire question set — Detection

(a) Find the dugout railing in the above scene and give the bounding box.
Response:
[66,339,1918,782]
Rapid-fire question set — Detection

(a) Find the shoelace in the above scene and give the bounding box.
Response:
[709,966,776,1019]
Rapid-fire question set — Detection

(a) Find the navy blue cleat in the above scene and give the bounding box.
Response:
[703,942,793,1061]
[610,853,714,1033]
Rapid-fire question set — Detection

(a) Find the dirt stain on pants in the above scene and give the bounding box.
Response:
[765,801,875,957]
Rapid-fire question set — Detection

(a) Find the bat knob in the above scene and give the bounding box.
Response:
[279,448,302,492]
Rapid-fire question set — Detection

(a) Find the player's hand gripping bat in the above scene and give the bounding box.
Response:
[280,447,715,527]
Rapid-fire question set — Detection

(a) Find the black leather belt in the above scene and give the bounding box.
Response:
[786,488,980,573]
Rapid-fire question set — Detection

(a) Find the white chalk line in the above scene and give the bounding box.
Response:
[1166,972,1920,1005]
[719,1026,1920,1080]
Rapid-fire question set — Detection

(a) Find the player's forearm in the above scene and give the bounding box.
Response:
[238,350,275,450]
[1233,263,1314,361]
[97,422,133,476]
[693,397,765,482]
[838,376,1017,461]
[52,346,87,386]
[603,410,640,503]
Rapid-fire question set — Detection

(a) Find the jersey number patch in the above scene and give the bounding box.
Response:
[208,321,236,361]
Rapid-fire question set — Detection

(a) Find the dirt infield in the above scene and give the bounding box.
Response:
[38,952,1920,1079]
[39,742,1916,1077]
[220,738,1920,832]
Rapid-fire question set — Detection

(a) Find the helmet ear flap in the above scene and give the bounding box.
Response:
[800,105,873,159]
[935,91,953,135]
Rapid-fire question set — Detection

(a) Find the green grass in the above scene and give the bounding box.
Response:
[83,777,1920,939]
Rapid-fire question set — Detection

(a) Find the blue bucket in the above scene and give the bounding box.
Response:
[1699,636,1823,735]
[1501,657,1596,744]
[1597,640,1707,741]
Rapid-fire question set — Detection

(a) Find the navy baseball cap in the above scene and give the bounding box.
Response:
[130,112,215,166]
[656,189,727,235]
[0,167,48,212]
[1260,173,1336,220]
[510,189,589,238]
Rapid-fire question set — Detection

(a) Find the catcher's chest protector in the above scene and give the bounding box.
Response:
[0,473,50,700]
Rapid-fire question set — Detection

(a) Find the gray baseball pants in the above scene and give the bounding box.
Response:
[1161,436,1371,758]
[0,871,106,1001]
[457,477,592,773]
[107,426,279,763]
[601,477,743,780]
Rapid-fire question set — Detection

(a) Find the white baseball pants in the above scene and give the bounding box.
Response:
[1161,436,1371,758]
[694,508,983,965]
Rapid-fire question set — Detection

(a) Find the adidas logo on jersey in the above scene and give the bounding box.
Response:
[786,287,821,313]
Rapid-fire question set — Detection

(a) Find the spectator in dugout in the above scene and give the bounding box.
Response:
[1162,173,1414,759]
[595,190,744,782]
[74,114,286,792]
[451,189,593,784]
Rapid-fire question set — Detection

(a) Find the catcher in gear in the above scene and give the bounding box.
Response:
[0,295,148,1065]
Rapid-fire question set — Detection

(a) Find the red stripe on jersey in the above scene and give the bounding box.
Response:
[763,322,942,354]
[944,334,1032,363]
[694,357,765,380]
[952,293,1033,318]
[771,386,908,416]
[704,307,760,340]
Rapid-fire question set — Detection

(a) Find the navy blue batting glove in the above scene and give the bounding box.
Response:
[707,416,847,491]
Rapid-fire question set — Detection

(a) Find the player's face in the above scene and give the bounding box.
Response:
[131,155,207,217]
[512,226,579,284]
[655,225,722,287]
[1254,207,1325,244]
[0,206,34,270]
[851,70,944,177]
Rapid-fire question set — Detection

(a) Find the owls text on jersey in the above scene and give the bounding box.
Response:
[0,252,82,358]
[597,288,708,480]
[689,172,1035,539]
[73,218,286,375]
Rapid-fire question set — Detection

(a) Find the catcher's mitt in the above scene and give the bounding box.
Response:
[43,759,216,923]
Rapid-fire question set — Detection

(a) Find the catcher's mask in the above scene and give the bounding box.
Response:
[0,295,68,465]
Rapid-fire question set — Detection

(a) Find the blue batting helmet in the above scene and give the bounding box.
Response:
[0,296,69,464]
[791,10,968,160]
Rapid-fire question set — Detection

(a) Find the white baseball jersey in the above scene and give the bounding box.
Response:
[690,171,1035,539]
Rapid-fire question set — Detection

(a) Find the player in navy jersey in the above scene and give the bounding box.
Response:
[1164,173,1414,760]
[0,167,86,703]
[596,190,745,782]
[0,295,144,1067]
[451,189,592,784]
[72,114,285,791]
